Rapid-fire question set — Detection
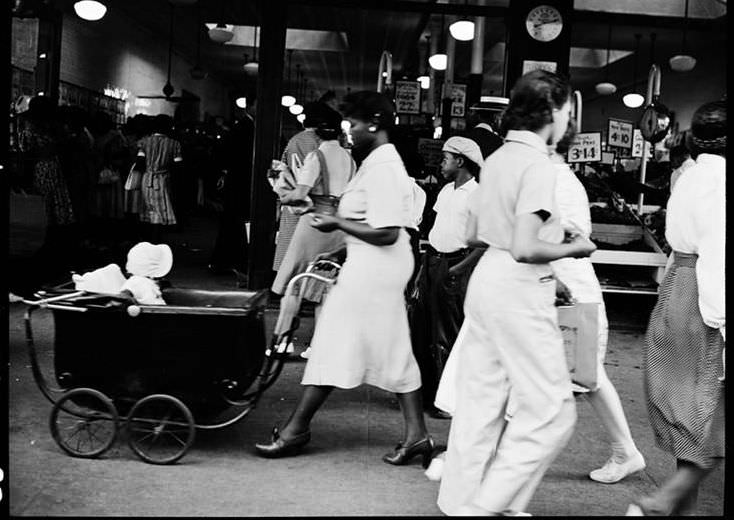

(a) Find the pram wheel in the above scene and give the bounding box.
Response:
[50,387,119,458]
[127,394,195,465]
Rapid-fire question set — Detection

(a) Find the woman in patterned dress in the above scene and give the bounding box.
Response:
[627,101,726,516]
[135,114,182,243]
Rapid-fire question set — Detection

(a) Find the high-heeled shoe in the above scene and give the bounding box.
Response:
[382,437,434,468]
[254,426,311,458]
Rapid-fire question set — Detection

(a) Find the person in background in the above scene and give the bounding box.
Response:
[135,114,183,243]
[437,70,596,516]
[405,174,427,296]
[318,90,339,112]
[18,96,76,278]
[272,105,322,280]
[255,91,433,467]
[463,100,505,160]
[551,121,646,485]
[209,103,255,278]
[410,136,485,419]
[272,102,356,359]
[668,143,695,194]
[627,100,725,516]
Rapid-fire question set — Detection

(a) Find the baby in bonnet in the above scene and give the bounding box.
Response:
[72,242,173,305]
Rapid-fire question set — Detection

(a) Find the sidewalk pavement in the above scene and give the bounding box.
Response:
[6,215,724,516]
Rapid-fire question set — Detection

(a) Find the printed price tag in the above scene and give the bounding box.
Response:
[631,128,652,158]
[395,81,421,114]
[567,132,602,163]
[608,118,633,149]
[450,83,467,117]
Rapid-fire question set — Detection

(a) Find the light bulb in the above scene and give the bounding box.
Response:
[449,20,474,41]
[243,62,259,74]
[595,82,617,96]
[74,1,107,21]
[281,95,296,107]
[297,114,306,123]
[289,104,304,115]
[428,53,447,71]
[623,93,645,108]
[417,75,430,89]
[208,24,234,44]
[669,55,696,72]
[235,97,247,108]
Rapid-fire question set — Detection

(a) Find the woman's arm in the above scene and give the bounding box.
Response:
[311,214,400,246]
[279,184,311,204]
[511,212,596,263]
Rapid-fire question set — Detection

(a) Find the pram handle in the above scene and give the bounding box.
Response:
[22,291,87,307]
[306,259,342,272]
[284,271,337,298]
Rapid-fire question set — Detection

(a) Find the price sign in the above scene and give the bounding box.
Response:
[395,81,421,114]
[567,132,602,163]
[522,60,557,75]
[608,118,633,149]
[450,83,467,117]
[631,128,652,158]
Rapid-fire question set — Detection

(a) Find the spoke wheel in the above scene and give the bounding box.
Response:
[50,387,118,458]
[127,394,195,465]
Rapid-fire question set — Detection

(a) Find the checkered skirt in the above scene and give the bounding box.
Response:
[644,251,725,468]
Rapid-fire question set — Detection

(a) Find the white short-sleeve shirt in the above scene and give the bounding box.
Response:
[476,130,562,249]
[428,177,478,252]
[296,140,355,196]
[338,143,413,230]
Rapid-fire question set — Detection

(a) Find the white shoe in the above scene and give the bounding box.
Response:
[590,451,646,484]
[300,347,311,359]
[571,382,590,394]
[424,453,445,481]
[625,504,644,516]
[285,342,295,354]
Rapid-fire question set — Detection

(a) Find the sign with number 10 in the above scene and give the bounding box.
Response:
[567,132,602,163]
[608,118,633,149]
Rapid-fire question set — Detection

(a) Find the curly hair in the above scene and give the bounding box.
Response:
[687,100,726,157]
[499,70,572,136]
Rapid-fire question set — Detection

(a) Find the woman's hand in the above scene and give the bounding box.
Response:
[555,278,575,305]
[310,213,341,232]
[568,234,597,258]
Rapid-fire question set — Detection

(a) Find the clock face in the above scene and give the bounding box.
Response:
[526,5,563,42]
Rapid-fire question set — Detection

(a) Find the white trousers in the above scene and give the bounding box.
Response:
[437,248,577,515]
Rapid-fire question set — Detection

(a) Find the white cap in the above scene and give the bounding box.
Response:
[442,136,484,168]
[126,242,173,278]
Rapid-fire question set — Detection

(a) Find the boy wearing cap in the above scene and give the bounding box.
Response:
[410,136,486,418]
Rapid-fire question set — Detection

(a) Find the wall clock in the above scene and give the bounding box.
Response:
[525,4,563,42]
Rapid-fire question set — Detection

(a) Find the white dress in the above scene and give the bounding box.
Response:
[301,144,422,393]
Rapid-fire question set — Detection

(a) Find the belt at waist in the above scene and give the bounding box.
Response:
[310,194,340,215]
[672,251,698,267]
[426,244,469,259]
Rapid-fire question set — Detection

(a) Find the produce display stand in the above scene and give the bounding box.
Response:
[589,202,668,295]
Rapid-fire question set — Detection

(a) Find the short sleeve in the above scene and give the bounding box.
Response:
[364,166,409,229]
[432,185,447,214]
[516,161,557,218]
[297,151,320,188]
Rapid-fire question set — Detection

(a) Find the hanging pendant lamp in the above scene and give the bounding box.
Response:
[429,14,448,70]
[417,35,431,88]
[243,25,259,74]
[595,24,617,95]
[670,0,696,72]
[282,50,296,106]
[449,1,474,41]
[290,65,304,115]
[74,1,107,21]
[623,34,644,108]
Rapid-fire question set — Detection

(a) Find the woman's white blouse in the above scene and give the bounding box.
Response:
[296,140,354,196]
[338,143,414,229]
[665,153,725,332]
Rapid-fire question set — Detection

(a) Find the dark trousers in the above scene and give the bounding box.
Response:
[409,247,473,408]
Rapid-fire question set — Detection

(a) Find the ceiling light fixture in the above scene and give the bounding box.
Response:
[282,50,296,107]
[623,34,644,108]
[429,14,448,71]
[417,75,430,89]
[209,23,233,43]
[73,1,107,21]
[449,2,474,42]
[669,0,696,72]
[289,104,304,115]
[297,113,306,123]
[595,24,617,95]
[236,97,247,108]
[243,25,259,74]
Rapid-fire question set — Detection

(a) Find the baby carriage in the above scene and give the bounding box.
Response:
[22,260,339,465]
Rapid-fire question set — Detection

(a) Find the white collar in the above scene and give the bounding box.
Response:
[360,143,400,169]
[452,177,478,191]
[504,130,550,155]
[475,123,495,133]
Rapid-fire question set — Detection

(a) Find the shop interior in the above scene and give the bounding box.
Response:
[7,0,728,292]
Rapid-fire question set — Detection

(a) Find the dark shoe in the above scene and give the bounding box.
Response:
[382,436,434,468]
[427,407,452,420]
[254,426,311,458]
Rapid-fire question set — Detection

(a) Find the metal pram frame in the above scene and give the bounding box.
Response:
[22,259,340,465]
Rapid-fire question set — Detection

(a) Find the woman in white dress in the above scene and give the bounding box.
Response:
[550,123,646,484]
[255,91,433,466]
[436,70,597,516]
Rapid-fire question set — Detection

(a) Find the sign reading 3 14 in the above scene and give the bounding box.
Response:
[607,118,633,149]
[567,132,602,163]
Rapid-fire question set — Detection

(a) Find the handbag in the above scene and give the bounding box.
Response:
[557,302,600,390]
[124,164,142,191]
[98,167,121,185]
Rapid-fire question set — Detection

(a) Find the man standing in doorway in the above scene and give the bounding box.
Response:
[463,98,506,161]
[410,136,486,418]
